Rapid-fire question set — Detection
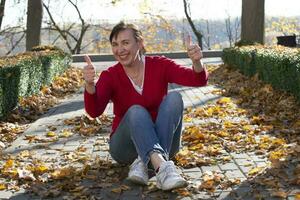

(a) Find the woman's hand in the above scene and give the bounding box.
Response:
[186,35,204,72]
[83,55,96,94]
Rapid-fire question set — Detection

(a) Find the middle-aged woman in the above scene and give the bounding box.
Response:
[83,21,208,190]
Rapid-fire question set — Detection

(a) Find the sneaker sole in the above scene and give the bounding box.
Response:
[127,175,148,185]
[160,180,188,191]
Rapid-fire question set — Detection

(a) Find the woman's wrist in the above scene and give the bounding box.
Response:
[193,60,205,73]
[85,82,96,94]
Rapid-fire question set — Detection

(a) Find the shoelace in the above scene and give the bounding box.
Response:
[131,159,147,174]
[159,163,178,182]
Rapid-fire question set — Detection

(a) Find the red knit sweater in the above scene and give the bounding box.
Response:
[84,56,208,137]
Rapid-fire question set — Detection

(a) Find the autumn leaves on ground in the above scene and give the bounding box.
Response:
[0,64,300,199]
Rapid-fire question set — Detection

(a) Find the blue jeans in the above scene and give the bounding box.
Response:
[109,91,183,166]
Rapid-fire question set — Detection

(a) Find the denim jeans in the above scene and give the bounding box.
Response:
[109,91,183,166]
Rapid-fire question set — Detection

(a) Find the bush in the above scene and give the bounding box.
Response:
[222,45,300,102]
[0,47,72,120]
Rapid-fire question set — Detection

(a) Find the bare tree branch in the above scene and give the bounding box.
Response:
[183,0,203,49]
[43,2,73,52]
[43,0,90,54]
[6,31,25,55]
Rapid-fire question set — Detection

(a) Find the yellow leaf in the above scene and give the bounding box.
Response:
[111,187,122,193]
[242,125,253,131]
[248,167,263,176]
[193,143,204,150]
[183,116,193,122]
[0,184,6,190]
[217,97,231,104]
[178,148,190,156]
[51,168,72,179]
[217,131,229,137]
[120,185,130,191]
[46,131,56,137]
[35,165,48,174]
[269,149,285,161]
[4,159,14,168]
[60,130,73,138]
[19,150,30,158]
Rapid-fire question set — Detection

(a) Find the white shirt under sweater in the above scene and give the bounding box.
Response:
[127,55,145,95]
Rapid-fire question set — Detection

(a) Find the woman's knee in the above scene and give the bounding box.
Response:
[126,105,149,123]
[109,148,137,165]
[163,91,183,112]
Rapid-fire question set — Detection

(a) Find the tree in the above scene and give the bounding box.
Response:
[202,20,211,50]
[225,15,240,47]
[43,0,89,54]
[183,0,203,49]
[0,0,6,30]
[26,0,43,51]
[241,0,265,44]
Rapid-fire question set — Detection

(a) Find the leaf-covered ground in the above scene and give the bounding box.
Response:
[0,64,299,199]
[175,65,300,198]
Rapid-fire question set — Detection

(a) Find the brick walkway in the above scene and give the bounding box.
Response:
[0,58,292,200]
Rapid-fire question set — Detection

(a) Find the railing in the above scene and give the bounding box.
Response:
[72,50,223,62]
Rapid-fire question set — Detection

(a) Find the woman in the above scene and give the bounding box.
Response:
[83,21,208,191]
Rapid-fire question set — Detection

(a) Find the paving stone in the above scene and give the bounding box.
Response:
[219,162,239,171]
[62,145,78,152]
[239,166,253,175]
[193,192,213,200]
[255,161,268,167]
[232,186,253,198]
[49,143,65,150]
[230,152,251,160]
[225,170,246,179]
[184,170,202,179]
[64,140,81,146]
[0,190,13,199]
[234,159,255,166]
[201,165,221,173]
[216,191,235,200]
[182,167,201,173]
[93,150,110,158]
[248,153,267,162]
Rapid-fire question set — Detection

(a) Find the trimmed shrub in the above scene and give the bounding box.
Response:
[0,47,71,120]
[222,45,300,101]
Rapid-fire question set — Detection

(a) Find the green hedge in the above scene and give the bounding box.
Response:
[222,45,300,101]
[0,47,71,120]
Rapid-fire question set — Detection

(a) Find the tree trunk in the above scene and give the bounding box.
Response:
[241,0,265,44]
[0,0,6,30]
[26,0,43,51]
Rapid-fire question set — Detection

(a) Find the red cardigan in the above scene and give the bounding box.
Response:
[84,56,208,137]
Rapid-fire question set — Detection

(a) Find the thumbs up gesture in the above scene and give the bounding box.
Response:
[186,35,204,72]
[186,35,203,64]
[83,55,96,85]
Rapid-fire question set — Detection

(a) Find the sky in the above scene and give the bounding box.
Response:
[2,0,300,27]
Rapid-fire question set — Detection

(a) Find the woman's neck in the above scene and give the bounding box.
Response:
[124,55,144,75]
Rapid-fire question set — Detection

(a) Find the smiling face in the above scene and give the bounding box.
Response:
[111,29,143,68]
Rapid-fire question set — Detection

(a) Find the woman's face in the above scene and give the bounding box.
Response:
[111,29,143,68]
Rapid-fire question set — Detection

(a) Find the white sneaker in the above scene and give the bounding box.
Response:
[156,161,187,190]
[127,157,149,185]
